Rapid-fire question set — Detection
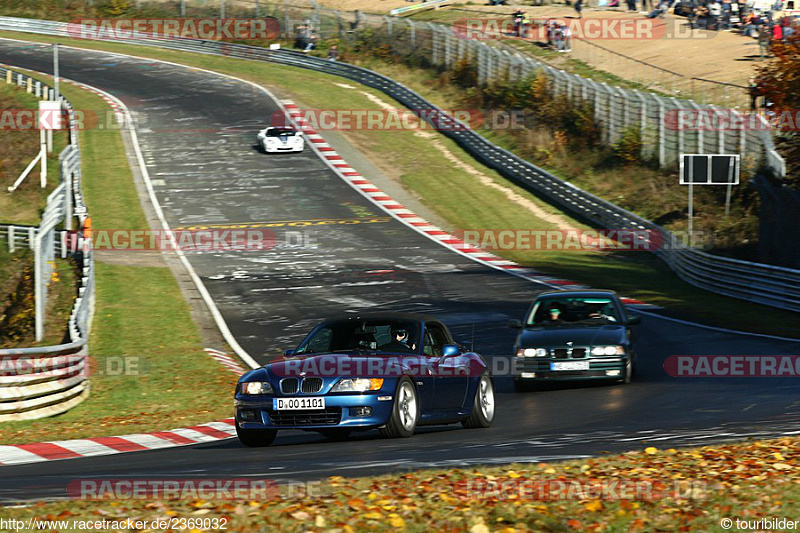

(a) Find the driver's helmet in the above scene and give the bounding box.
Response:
[391,326,409,343]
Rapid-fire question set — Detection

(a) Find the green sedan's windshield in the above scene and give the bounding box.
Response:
[527,298,620,326]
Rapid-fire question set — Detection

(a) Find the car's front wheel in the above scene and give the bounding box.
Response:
[621,357,633,384]
[462,374,495,428]
[380,378,418,438]
[236,421,277,447]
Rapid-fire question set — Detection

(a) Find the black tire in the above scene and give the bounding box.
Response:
[380,378,418,438]
[514,379,536,393]
[236,421,277,447]
[462,374,495,428]
[318,428,352,441]
[621,357,633,384]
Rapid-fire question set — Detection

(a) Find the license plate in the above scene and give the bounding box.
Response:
[273,397,325,410]
[550,361,591,371]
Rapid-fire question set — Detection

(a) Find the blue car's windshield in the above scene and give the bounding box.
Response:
[527,297,620,326]
[295,319,421,355]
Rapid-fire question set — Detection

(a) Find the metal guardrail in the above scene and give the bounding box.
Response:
[0,64,94,421]
[0,17,797,315]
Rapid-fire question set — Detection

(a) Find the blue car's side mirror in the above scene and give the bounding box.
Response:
[627,316,642,325]
[508,319,523,329]
[442,344,461,357]
[283,349,295,356]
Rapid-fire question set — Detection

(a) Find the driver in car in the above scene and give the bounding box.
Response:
[544,308,563,324]
[587,304,616,322]
[380,327,417,352]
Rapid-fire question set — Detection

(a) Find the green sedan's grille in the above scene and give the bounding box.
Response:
[551,348,587,359]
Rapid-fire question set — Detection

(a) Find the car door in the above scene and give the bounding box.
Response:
[426,323,469,411]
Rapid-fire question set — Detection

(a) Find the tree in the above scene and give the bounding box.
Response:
[756,35,800,189]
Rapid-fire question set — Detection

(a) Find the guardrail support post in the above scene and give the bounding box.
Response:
[7,226,14,253]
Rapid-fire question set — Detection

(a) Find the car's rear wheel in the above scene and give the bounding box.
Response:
[462,374,495,428]
[380,378,418,438]
[236,421,277,447]
[318,429,352,441]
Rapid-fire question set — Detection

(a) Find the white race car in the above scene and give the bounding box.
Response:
[257,126,304,153]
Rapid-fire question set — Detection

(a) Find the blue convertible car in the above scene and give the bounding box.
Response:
[234,313,495,446]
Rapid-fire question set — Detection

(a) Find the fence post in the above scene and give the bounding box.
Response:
[34,232,43,342]
[7,226,14,253]
[658,97,666,167]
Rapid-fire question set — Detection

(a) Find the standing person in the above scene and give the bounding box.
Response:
[327,45,339,61]
[748,77,760,111]
[574,0,584,18]
[627,0,637,12]
[772,19,783,41]
[758,23,771,57]
[561,22,572,51]
[708,0,722,29]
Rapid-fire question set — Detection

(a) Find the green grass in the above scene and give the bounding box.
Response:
[1,31,796,342]
[3,434,798,531]
[0,80,67,224]
[0,76,73,347]
[0,67,237,444]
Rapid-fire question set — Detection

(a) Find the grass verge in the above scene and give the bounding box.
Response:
[0,31,796,341]
[0,72,74,346]
[0,66,237,444]
[3,434,798,530]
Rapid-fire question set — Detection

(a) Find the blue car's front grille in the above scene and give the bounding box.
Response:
[280,378,299,394]
[301,377,323,393]
[268,408,341,426]
[280,377,323,394]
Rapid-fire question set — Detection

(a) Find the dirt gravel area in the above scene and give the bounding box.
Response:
[317,0,761,86]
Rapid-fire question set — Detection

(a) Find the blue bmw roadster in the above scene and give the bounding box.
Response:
[234,313,495,446]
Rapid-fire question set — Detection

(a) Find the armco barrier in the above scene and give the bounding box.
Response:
[0,18,797,314]
[0,65,94,421]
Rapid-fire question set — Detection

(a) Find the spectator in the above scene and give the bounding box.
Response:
[720,0,732,29]
[627,0,637,11]
[772,20,783,40]
[646,0,670,18]
[758,23,771,57]
[327,45,339,61]
[708,0,722,29]
[782,16,794,38]
[560,23,573,51]
[574,0,584,18]
[748,76,760,110]
[694,2,710,28]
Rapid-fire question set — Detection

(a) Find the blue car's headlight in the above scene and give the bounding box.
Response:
[332,378,384,392]
[240,382,274,395]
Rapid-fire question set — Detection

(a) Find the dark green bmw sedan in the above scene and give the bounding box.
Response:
[510,290,641,392]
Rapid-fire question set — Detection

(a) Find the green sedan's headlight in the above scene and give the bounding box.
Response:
[241,382,274,395]
[591,346,625,356]
[516,348,547,357]
[332,378,384,392]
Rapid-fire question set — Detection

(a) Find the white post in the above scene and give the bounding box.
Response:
[221,0,226,18]
[180,0,185,16]
[34,234,44,341]
[53,44,59,102]
[40,129,47,187]
[47,129,53,153]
